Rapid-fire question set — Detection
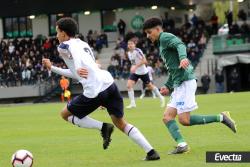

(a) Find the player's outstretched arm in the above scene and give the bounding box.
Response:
[42,58,52,70]
[42,58,77,79]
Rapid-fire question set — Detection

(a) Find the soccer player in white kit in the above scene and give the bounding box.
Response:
[42,17,160,160]
[126,39,165,108]
[140,65,156,99]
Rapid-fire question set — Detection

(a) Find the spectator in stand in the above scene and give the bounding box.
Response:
[100,30,108,48]
[215,70,224,93]
[210,13,218,35]
[191,14,198,28]
[229,68,240,92]
[87,30,94,48]
[198,32,207,50]
[117,19,126,37]
[107,55,120,79]
[201,73,211,94]
[225,10,233,33]
[43,38,52,51]
[0,69,7,87]
[8,42,15,54]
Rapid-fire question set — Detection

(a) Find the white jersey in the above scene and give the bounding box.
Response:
[55,38,113,98]
[147,66,154,81]
[128,48,148,75]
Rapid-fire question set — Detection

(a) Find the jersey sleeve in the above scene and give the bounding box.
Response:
[58,43,71,58]
[51,66,77,79]
[161,33,187,60]
[164,73,174,90]
[135,48,145,60]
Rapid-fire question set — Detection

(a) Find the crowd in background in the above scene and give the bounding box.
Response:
[108,14,209,79]
[0,37,60,87]
[0,31,109,88]
[1,10,249,90]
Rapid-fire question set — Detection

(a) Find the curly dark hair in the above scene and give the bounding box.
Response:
[143,17,162,31]
[56,17,78,37]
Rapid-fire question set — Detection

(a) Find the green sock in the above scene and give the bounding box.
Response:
[190,115,221,126]
[166,120,185,144]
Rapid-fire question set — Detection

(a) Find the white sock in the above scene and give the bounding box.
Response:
[151,90,156,98]
[68,115,103,130]
[141,89,146,95]
[177,142,188,147]
[219,114,223,122]
[124,124,153,153]
[128,89,136,105]
[152,87,164,100]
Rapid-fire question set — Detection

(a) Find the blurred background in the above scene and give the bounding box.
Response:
[0,0,249,103]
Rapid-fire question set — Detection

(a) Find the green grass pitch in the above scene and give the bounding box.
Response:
[0,92,250,167]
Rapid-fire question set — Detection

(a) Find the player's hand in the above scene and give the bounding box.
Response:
[160,86,169,96]
[77,68,88,79]
[179,58,189,69]
[42,58,52,70]
[130,65,137,73]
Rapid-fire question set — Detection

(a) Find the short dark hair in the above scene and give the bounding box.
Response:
[56,17,78,37]
[143,17,163,31]
[125,32,137,43]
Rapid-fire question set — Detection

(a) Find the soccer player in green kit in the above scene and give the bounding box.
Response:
[143,18,237,154]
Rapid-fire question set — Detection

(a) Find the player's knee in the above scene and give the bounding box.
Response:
[60,109,69,121]
[114,121,126,131]
[112,118,126,131]
[178,117,190,126]
[162,112,174,124]
[147,84,153,90]
[127,84,132,90]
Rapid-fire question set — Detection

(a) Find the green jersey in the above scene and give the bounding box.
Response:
[158,32,196,90]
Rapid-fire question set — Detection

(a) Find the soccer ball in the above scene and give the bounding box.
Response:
[11,150,33,167]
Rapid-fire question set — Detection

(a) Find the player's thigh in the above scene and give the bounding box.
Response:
[127,79,136,89]
[101,83,125,120]
[145,82,154,90]
[163,107,177,123]
[61,105,73,121]
[67,94,101,119]
[127,73,138,88]
[140,73,151,87]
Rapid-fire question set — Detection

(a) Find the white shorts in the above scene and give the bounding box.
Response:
[167,79,198,114]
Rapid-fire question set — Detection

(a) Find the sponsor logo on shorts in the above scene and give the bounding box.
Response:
[176,102,184,106]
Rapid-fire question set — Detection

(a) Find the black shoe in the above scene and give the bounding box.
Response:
[168,145,189,154]
[144,150,160,161]
[221,111,237,133]
[101,123,114,150]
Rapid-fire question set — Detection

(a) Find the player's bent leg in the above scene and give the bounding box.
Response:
[163,107,189,154]
[62,106,114,149]
[110,115,160,161]
[126,80,136,108]
[189,111,236,133]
